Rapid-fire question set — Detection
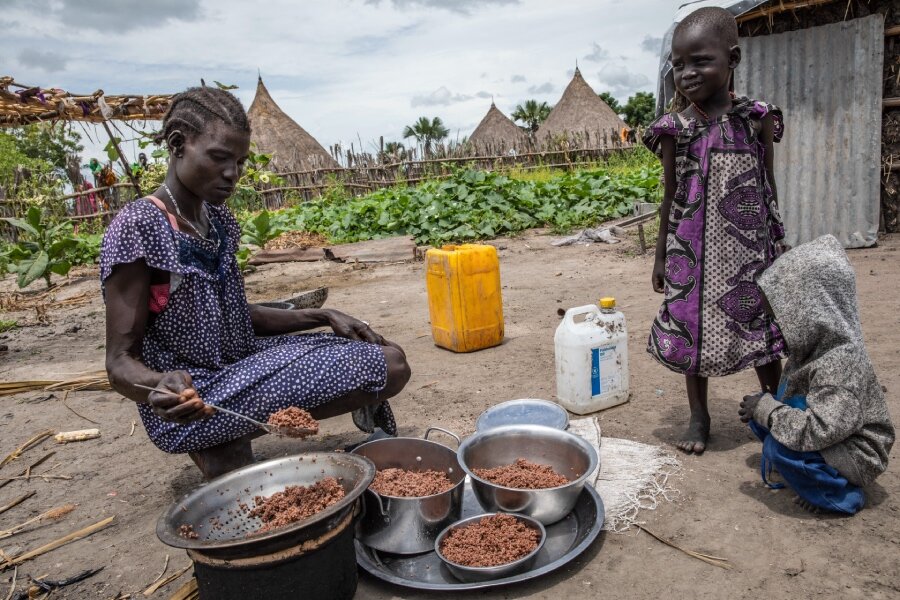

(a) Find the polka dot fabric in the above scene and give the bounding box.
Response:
[101,198,393,454]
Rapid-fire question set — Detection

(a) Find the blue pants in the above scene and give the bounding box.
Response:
[749,421,865,514]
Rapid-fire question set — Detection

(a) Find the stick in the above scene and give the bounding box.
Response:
[0,491,36,516]
[129,421,136,436]
[3,567,15,600]
[148,554,170,587]
[0,516,115,569]
[168,578,198,600]
[143,565,190,596]
[0,452,55,490]
[635,525,732,569]
[61,391,101,426]
[0,504,76,540]
[0,473,71,483]
[0,430,54,468]
[101,120,142,196]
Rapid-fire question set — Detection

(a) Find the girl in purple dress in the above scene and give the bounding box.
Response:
[102,87,410,479]
[644,7,788,455]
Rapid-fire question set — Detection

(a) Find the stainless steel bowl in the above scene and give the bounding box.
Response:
[434,513,546,583]
[457,424,599,525]
[475,399,569,432]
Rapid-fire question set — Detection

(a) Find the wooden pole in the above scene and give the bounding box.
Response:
[885,25,900,37]
[101,120,142,196]
[884,98,900,109]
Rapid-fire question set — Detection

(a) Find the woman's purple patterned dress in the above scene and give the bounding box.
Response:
[642,97,786,377]
[100,198,395,454]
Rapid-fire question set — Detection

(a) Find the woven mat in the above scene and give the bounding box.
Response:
[569,417,680,532]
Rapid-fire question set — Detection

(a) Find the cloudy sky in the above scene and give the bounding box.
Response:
[3,0,684,160]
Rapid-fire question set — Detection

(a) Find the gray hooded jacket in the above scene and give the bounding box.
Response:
[754,235,894,487]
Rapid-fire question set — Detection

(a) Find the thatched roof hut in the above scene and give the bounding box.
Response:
[248,77,338,172]
[537,68,627,149]
[468,102,528,155]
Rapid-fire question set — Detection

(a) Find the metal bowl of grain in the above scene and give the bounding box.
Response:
[434,512,546,582]
[457,424,598,525]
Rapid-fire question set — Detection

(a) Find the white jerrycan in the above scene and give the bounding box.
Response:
[554,297,629,414]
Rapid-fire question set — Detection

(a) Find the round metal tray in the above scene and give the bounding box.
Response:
[355,478,604,591]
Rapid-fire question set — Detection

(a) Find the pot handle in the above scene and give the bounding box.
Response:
[365,488,389,521]
[423,426,461,447]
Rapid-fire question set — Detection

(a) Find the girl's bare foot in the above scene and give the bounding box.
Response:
[793,495,821,514]
[189,435,254,481]
[676,413,710,454]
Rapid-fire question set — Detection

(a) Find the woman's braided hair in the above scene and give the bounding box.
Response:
[154,86,250,146]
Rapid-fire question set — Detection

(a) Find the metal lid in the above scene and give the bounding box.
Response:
[475,399,569,432]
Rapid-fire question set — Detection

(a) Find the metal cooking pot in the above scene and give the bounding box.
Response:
[457,424,599,525]
[352,427,464,554]
[157,452,375,559]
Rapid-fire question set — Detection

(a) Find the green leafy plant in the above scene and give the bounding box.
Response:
[66,233,103,266]
[0,319,17,333]
[240,209,285,248]
[2,206,77,288]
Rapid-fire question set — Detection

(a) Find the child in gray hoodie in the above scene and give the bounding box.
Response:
[739,235,894,513]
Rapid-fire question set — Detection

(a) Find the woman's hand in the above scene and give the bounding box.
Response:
[774,241,791,257]
[652,257,666,293]
[327,310,386,345]
[148,370,214,424]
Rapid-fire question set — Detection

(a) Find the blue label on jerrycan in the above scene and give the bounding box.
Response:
[591,346,614,397]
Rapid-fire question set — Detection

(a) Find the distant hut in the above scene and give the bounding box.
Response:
[248,77,339,172]
[537,68,627,149]
[468,102,528,156]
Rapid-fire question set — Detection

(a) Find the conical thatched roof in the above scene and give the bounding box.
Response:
[248,77,339,171]
[537,68,627,149]
[468,102,528,155]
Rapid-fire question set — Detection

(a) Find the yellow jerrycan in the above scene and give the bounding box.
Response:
[425,244,504,352]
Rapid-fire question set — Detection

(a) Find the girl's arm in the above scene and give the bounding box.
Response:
[761,115,789,255]
[105,260,211,423]
[248,305,386,345]
[652,135,677,293]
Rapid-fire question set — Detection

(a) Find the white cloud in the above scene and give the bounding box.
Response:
[584,42,609,62]
[18,48,67,72]
[527,82,554,94]
[410,86,492,107]
[641,35,663,53]
[1,0,681,156]
[597,64,651,97]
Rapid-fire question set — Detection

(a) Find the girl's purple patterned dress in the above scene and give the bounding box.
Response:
[642,97,786,377]
[100,198,395,454]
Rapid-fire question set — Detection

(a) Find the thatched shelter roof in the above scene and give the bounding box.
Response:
[248,77,338,172]
[0,76,170,127]
[537,68,627,149]
[468,102,528,155]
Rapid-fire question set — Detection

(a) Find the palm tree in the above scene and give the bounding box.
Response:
[402,117,450,156]
[512,100,552,133]
[382,141,406,162]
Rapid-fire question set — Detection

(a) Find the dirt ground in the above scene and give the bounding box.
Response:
[0,229,897,599]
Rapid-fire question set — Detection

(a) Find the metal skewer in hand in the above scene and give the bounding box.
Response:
[133,383,317,438]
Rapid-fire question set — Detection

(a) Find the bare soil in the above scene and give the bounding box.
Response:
[0,229,898,599]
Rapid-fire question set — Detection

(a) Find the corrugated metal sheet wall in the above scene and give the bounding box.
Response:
[735,15,884,248]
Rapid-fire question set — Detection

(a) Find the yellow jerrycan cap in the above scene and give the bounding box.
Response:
[599,297,616,309]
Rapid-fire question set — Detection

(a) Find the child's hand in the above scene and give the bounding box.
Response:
[739,393,764,423]
[652,258,665,293]
[775,241,791,257]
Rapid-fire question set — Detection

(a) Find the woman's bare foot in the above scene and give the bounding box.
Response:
[793,495,821,514]
[189,435,255,481]
[676,412,710,454]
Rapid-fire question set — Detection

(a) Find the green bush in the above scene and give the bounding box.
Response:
[266,163,661,246]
